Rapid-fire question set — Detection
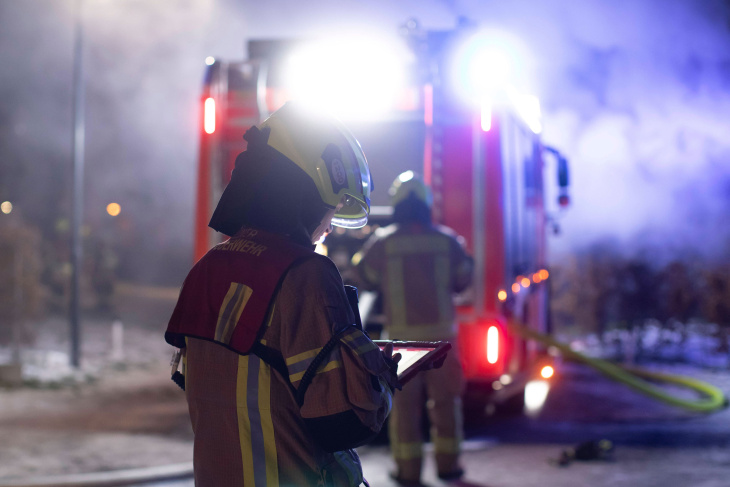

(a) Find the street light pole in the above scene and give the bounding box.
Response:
[70,0,86,368]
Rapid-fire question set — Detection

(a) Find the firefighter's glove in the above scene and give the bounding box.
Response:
[415,353,446,374]
[381,342,403,392]
[430,354,447,370]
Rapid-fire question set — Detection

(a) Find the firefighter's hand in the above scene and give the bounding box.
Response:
[381,342,402,391]
[430,354,447,370]
[416,353,447,373]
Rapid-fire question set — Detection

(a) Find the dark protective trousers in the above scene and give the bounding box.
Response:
[388,348,465,481]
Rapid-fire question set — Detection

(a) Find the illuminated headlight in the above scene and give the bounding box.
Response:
[540,365,554,379]
[524,380,550,415]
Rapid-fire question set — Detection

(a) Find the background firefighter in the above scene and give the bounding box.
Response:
[353,171,474,485]
[165,103,400,486]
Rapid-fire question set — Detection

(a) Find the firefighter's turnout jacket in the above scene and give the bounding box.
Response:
[355,223,473,341]
[166,228,395,486]
[354,222,473,481]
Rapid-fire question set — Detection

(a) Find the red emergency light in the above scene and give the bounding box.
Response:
[204,97,216,134]
[486,325,499,364]
[459,319,507,380]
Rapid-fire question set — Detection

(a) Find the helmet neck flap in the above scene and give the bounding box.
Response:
[208,126,328,247]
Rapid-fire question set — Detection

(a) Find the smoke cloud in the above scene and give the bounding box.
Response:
[1,0,729,284]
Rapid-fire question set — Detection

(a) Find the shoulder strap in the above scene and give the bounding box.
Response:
[295,325,352,407]
[296,284,365,406]
[248,252,323,397]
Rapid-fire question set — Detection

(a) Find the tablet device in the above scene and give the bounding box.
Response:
[373,340,452,385]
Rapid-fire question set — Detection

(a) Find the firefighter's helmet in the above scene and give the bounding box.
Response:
[259,103,372,228]
[389,171,433,208]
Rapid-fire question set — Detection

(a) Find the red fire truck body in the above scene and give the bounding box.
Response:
[193,25,569,411]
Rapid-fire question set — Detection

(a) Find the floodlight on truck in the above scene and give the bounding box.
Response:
[281,36,411,121]
[452,29,542,133]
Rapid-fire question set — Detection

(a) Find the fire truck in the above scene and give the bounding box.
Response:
[193,19,571,415]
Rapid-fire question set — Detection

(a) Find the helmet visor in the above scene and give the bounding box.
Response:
[331,133,372,228]
[332,194,369,228]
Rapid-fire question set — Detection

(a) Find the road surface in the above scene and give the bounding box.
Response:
[139,362,730,487]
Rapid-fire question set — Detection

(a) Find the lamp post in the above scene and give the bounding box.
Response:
[70,0,86,368]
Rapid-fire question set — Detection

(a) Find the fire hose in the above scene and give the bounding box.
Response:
[509,320,729,413]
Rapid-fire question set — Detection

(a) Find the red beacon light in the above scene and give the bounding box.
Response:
[486,325,499,364]
[204,97,216,134]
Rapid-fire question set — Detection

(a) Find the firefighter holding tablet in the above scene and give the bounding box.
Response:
[354,171,473,485]
[166,103,400,487]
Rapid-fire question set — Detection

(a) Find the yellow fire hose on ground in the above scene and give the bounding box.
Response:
[509,321,729,413]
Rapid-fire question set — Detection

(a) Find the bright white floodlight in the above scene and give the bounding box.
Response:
[452,29,531,99]
[453,30,542,133]
[524,379,550,416]
[464,45,513,97]
[282,36,411,120]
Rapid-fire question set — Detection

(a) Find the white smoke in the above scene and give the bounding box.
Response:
[452,0,730,261]
[2,0,729,283]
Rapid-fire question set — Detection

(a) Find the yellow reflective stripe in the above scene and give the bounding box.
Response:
[384,235,449,255]
[215,283,237,340]
[258,359,279,486]
[216,283,253,343]
[288,359,342,383]
[433,436,460,454]
[431,397,463,455]
[389,403,423,460]
[353,342,378,356]
[318,360,342,374]
[387,322,455,341]
[289,371,306,383]
[435,254,451,322]
[391,442,423,460]
[341,331,379,355]
[386,256,407,326]
[285,347,322,366]
[236,355,255,486]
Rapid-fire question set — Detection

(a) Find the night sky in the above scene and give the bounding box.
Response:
[1,0,729,284]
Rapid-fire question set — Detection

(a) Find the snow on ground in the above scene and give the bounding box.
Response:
[0,286,192,480]
[1,288,729,481]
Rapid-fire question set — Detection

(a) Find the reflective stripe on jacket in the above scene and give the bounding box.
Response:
[166,227,312,354]
[355,223,473,341]
[184,251,394,486]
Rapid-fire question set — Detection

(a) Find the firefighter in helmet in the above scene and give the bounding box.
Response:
[353,171,473,485]
[166,103,400,486]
